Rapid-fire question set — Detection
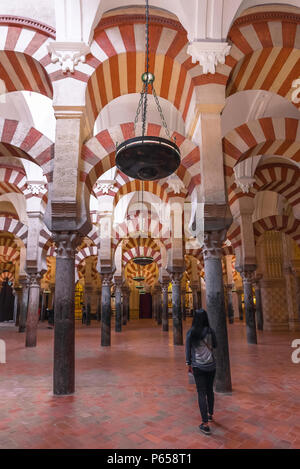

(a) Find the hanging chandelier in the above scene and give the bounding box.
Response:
[133,275,145,281]
[136,284,144,289]
[115,0,180,181]
[133,256,153,266]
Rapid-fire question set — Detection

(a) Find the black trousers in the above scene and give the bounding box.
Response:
[193,367,216,424]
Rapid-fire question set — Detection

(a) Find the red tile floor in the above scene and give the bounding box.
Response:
[0,318,299,449]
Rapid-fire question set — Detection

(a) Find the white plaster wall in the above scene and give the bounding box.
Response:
[0,0,55,28]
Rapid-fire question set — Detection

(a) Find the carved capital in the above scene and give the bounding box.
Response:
[166,174,185,194]
[96,180,116,194]
[161,282,169,294]
[241,270,255,285]
[170,272,183,286]
[28,272,42,288]
[26,182,47,195]
[53,232,82,259]
[202,229,227,260]
[187,41,231,74]
[101,273,113,286]
[47,42,90,73]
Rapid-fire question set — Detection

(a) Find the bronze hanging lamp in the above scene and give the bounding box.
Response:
[115,0,180,181]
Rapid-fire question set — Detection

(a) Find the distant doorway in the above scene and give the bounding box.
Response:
[0,279,14,322]
[139,293,152,318]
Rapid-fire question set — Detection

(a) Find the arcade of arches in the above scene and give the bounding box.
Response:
[0,0,300,450]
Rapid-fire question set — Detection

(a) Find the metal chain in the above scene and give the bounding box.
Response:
[134,89,145,132]
[152,85,170,138]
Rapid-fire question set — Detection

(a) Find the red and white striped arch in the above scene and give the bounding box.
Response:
[75,246,98,267]
[228,162,300,207]
[82,122,200,195]
[0,217,27,244]
[0,165,27,195]
[125,259,158,287]
[223,117,300,190]
[225,10,300,108]
[253,214,300,245]
[86,13,226,126]
[0,118,54,181]
[227,222,242,250]
[0,22,56,97]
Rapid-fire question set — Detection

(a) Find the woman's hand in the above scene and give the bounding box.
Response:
[188,365,193,374]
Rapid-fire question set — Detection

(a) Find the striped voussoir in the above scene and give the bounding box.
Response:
[112,215,171,250]
[0,216,27,245]
[122,237,162,267]
[0,166,27,195]
[0,118,54,181]
[85,13,225,126]
[253,215,300,245]
[0,24,54,96]
[223,117,300,191]
[225,10,300,107]
[82,122,200,195]
[0,243,19,263]
[227,222,242,249]
[228,162,300,207]
[125,259,158,287]
[75,246,98,267]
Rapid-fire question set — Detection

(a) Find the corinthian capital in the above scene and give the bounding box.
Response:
[170,272,183,286]
[101,273,113,286]
[187,41,231,74]
[28,272,42,287]
[202,229,227,260]
[241,270,255,285]
[53,232,82,259]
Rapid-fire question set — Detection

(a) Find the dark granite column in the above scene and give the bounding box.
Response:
[170,272,183,346]
[96,289,101,321]
[101,273,112,346]
[182,289,186,320]
[161,282,169,331]
[25,273,41,347]
[254,275,263,331]
[115,280,122,333]
[197,287,202,310]
[154,285,162,325]
[241,270,257,344]
[14,286,22,327]
[237,289,244,320]
[122,286,128,325]
[84,286,92,326]
[191,283,198,311]
[225,284,234,324]
[53,232,81,395]
[19,277,29,333]
[203,230,232,393]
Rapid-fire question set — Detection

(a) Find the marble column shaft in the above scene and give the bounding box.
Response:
[254,279,263,331]
[203,230,232,393]
[115,282,122,333]
[161,283,169,332]
[241,271,257,344]
[171,273,183,346]
[53,232,81,396]
[19,280,29,333]
[25,273,41,347]
[101,274,112,346]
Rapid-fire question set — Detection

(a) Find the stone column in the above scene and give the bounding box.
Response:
[254,275,263,331]
[53,232,81,396]
[154,285,162,325]
[191,283,198,312]
[14,285,22,327]
[225,284,234,324]
[122,286,128,325]
[182,289,186,320]
[96,288,101,321]
[115,279,122,333]
[84,285,93,326]
[236,289,244,321]
[25,273,41,347]
[19,277,29,333]
[197,287,202,310]
[161,282,169,332]
[40,290,46,322]
[170,272,183,346]
[241,270,257,344]
[203,230,232,393]
[101,273,112,346]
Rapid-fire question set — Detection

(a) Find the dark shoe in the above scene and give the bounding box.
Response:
[208,415,213,421]
[199,423,211,435]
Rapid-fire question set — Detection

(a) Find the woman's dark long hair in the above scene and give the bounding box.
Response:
[190,309,210,345]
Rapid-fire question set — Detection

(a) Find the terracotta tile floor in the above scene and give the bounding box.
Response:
[0,318,299,449]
